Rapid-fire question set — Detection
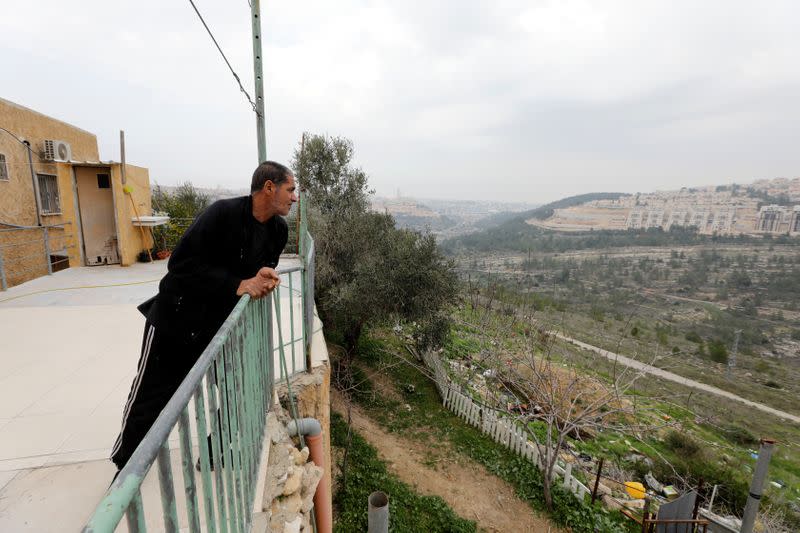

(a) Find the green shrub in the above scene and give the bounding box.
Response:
[695,343,706,357]
[151,183,210,251]
[446,336,481,360]
[347,334,636,533]
[723,425,757,446]
[649,453,749,513]
[707,339,728,364]
[656,329,669,346]
[664,430,701,458]
[331,412,476,532]
[685,331,702,343]
[754,360,770,373]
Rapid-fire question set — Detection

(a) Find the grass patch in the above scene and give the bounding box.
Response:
[331,412,476,532]
[346,332,635,533]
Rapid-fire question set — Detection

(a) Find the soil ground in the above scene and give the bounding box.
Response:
[331,382,562,533]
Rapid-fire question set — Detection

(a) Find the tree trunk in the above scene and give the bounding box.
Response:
[542,475,554,512]
[344,321,364,354]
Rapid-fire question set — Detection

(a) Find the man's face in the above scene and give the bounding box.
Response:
[270,174,298,216]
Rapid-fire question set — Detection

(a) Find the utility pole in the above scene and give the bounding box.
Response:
[120,130,127,185]
[728,329,741,378]
[740,439,776,533]
[296,132,305,253]
[250,0,267,163]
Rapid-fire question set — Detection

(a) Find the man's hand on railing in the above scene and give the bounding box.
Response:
[236,267,281,299]
[258,267,281,292]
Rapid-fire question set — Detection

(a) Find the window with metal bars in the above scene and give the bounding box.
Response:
[0,154,8,181]
[37,173,61,214]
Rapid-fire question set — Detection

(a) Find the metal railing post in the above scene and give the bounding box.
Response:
[303,236,315,369]
[266,287,276,382]
[301,268,309,372]
[43,226,52,275]
[286,276,295,374]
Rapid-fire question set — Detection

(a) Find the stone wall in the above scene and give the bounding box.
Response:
[264,362,332,532]
[276,362,332,512]
[263,410,324,533]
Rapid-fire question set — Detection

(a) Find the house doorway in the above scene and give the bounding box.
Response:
[75,166,120,265]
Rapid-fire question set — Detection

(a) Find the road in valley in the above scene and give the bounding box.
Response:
[554,332,800,424]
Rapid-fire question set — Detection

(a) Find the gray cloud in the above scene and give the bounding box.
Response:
[2,0,798,202]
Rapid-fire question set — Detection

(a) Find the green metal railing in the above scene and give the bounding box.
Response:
[84,223,315,533]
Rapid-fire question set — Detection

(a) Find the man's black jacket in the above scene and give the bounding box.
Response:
[141,195,288,344]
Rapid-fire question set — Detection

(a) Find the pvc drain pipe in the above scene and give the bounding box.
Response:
[368,491,389,533]
[287,418,331,533]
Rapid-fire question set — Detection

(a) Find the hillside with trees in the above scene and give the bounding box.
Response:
[446,234,800,529]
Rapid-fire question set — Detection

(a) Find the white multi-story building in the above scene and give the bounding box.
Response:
[533,180,798,235]
[791,206,800,234]
[689,209,708,230]
[756,205,788,233]
[666,210,690,229]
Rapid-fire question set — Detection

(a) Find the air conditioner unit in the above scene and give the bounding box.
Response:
[43,140,72,162]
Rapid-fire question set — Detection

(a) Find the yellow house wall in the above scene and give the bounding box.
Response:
[0,98,100,288]
[0,98,154,287]
[111,164,153,266]
[0,97,99,227]
[0,164,76,288]
[0,227,49,287]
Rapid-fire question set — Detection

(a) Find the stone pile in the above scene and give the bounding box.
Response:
[263,413,323,533]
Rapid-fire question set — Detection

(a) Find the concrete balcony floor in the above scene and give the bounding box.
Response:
[0,257,317,532]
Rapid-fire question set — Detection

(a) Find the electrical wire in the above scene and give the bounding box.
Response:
[185,0,261,117]
[0,126,33,149]
[0,279,161,304]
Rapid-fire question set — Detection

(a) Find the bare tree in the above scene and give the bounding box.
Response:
[494,334,651,510]
[461,288,667,513]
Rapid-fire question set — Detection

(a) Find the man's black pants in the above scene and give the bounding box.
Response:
[111,321,207,469]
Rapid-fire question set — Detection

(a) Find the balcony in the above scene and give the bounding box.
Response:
[0,240,327,531]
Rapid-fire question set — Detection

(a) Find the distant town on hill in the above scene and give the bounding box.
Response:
[370,196,540,238]
[154,177,800,238]
[151,184,540,238]
[532,177,800,236]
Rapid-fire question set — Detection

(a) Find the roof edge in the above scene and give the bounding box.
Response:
[0,96,98,139]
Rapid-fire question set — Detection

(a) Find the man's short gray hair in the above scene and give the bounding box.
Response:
[251,161,293,193]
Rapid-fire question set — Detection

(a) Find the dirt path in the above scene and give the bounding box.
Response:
[332,389,561,533]
[555,332,800,424]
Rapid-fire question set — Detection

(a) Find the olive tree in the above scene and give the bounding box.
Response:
[293,133,457,353]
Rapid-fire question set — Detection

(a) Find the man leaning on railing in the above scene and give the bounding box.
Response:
[110,161,298,475]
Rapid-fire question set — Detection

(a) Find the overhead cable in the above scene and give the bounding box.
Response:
[185,0,261,117]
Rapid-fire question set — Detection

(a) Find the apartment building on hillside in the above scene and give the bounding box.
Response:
[756,204,800,234]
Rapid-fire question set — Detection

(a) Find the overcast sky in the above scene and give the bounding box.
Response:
[1,1,798,203]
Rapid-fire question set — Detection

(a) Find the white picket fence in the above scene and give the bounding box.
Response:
[422,350,592,503]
